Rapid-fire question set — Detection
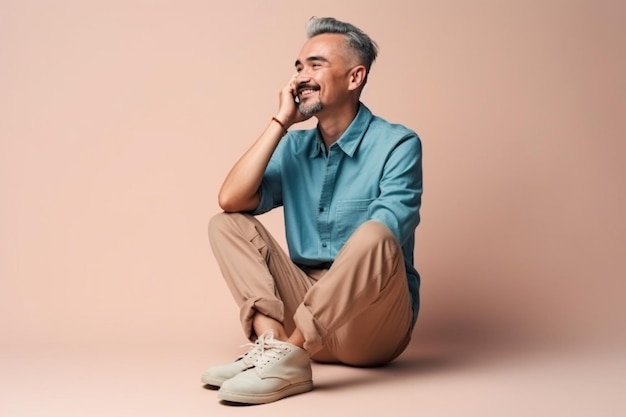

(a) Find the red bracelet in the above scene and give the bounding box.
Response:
[271,117,288,135]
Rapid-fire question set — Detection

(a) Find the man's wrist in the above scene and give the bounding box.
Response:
[271,116,289,135]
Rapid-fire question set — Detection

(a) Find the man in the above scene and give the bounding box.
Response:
[202,17,423,404]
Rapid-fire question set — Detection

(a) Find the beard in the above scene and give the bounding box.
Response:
[298,98,323,117]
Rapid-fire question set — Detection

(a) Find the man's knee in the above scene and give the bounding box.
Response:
[208,211,248,238]
[350,221,399,251]
[355,220,395,239]
[337,221,403,277]
[208,212,228,239]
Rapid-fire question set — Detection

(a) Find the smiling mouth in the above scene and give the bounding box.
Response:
[298,87,319,100]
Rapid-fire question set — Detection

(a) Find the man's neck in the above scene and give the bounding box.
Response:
[316,102,360,148]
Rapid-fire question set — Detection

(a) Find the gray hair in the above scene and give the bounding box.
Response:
[306,17,379,72]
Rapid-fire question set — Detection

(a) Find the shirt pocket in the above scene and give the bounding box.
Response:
[336,198,374,244]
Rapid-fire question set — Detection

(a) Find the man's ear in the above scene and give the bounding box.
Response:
[348,65,367,91]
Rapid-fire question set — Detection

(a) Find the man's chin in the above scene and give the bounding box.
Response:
[298,101,323,117]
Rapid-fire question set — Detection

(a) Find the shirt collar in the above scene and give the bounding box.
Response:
[309,103,373,158]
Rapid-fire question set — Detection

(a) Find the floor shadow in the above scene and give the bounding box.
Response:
[219,400,257,407]
[311,353,460,391]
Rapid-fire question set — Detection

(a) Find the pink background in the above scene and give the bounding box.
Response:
[1,1,625,415]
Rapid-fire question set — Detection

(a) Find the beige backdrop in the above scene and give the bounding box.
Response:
[1,1,625,416]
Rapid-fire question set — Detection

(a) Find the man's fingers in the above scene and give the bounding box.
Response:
[290,73,299,89]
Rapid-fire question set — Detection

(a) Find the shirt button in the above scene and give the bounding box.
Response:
[319,207,324,212]
[322,243,327,248]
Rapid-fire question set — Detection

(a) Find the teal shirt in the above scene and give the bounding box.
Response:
[253,103,423,324]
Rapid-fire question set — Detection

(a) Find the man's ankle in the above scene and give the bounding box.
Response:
[252,314,288,341]
[287,328,305,349]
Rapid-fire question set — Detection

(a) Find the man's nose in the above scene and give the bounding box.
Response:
[296,69,311,82]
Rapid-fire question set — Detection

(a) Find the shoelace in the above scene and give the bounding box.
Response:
[239,329,275,356]
[240,330,290,370]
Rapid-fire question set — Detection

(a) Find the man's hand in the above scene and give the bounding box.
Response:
[275,73,312,128]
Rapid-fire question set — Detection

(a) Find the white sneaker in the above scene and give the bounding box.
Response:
[201,334,267,387]
[217,333,313,404]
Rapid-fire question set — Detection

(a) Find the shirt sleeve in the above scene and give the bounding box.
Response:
[368,133,423,245]
[251,136,287,215]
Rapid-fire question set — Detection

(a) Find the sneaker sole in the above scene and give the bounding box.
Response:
[217,380,313,404]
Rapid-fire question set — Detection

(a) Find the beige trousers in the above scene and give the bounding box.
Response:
[208,212,413,366]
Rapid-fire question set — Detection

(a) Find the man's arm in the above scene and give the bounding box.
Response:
[217,120,285,212]
[217,75,311,212]
[368,134,423,245]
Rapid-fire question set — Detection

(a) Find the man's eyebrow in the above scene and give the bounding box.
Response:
[294,56,329,67]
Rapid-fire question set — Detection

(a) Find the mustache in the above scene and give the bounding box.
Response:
[297,83,320,92]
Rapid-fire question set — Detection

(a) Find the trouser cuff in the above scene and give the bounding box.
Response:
[294,303,327,355]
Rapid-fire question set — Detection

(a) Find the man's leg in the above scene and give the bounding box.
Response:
[208,212,315,340]
[204,215,413,402]
[294,220,414,366]
[205,212,315,403]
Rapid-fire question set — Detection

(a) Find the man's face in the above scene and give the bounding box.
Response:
[294,34,356,117]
